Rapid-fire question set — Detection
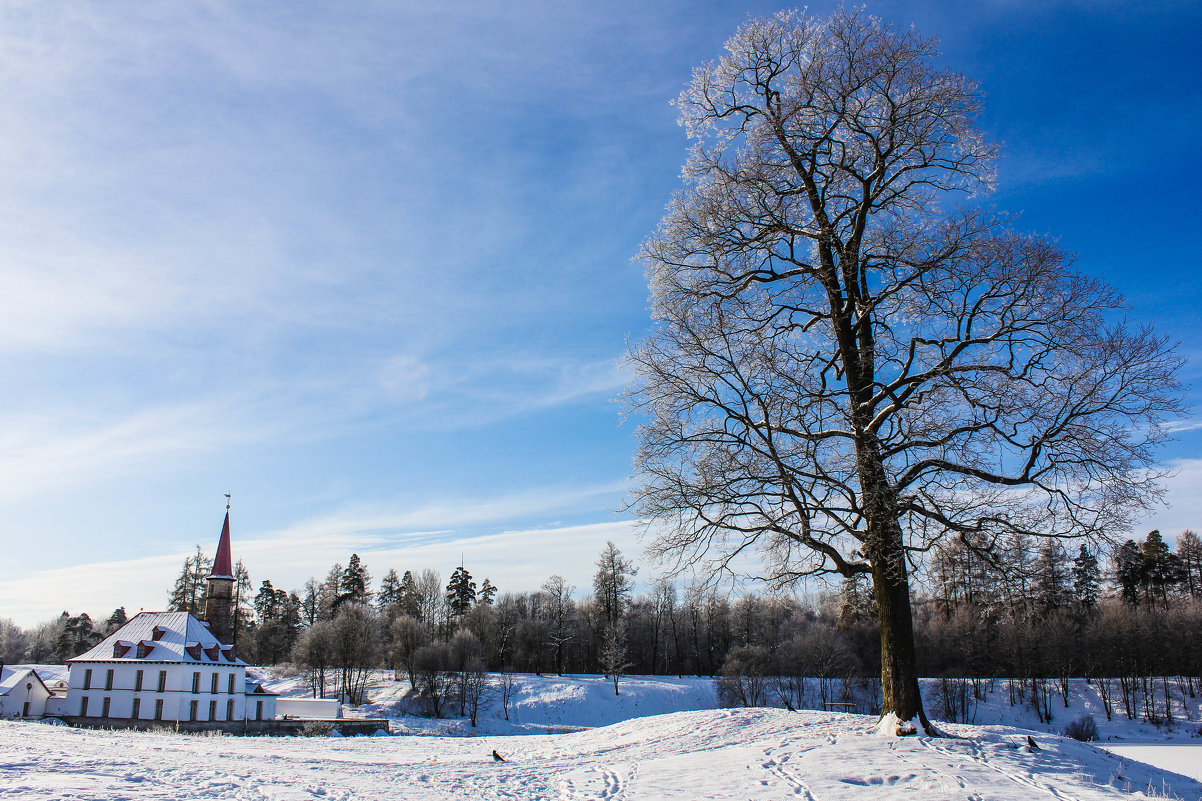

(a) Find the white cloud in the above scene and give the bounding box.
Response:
[0,484,634,627]
[1131,457,1202,544]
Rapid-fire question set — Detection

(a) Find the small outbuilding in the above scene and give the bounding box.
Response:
[0,666,52,719]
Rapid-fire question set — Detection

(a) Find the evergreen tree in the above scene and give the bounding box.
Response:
[104,607,128,634]
[1178,530,1202,599]
[254,580,280,622]
[397,570,422,618]
[1114,540,1144,606]
[377,569,402,612]
[446,566,477,618]
[340,553,373,607]
[53,613,101,663]
[232,559,254,647]
[1033,540,1072,619]
[1141,530,1183,609]
[167,546,211,614]
[1071,545,1100,613]
[478,578,497,606]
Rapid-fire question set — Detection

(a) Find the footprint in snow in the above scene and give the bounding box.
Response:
[841,774,917,786]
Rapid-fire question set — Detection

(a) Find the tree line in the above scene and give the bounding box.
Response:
[3,530,1199,722]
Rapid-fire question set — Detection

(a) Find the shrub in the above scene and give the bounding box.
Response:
[302,721,335,737]
[1064,714,1099,742]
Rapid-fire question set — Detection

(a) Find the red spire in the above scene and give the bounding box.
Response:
[211,511,233,579]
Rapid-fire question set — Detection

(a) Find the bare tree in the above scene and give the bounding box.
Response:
[626,9,1182,732]
[599,619,633,695]
[498,667,517,721]
[386,615,427,687]
[461,657,490,727]
[541,575,576,675]
[412,643,452,718]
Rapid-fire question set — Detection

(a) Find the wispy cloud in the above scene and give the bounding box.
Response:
[0,484,635,627]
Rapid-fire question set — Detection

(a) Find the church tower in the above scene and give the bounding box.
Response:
[203,503,236,647]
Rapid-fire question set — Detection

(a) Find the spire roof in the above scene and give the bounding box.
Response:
[211,511,233,578]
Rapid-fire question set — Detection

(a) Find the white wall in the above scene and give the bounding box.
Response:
[275,698,341,720]
[68,661,248,722]
[0,671,50,718]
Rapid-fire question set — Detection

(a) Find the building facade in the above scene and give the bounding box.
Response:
[66,610,277,724]
[0,666,52,719]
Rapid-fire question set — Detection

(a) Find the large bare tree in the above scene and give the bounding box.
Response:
[625,10,1183,732]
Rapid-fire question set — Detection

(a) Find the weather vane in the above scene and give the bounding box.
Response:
[225,492,231,511]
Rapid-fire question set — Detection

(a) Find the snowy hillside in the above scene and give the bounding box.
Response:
[4,709,1199,800]
[258,670,717,735]
[257,669,1202,744]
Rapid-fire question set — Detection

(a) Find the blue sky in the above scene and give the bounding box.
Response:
[1,1,1199,627]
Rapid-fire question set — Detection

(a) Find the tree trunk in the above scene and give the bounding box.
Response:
[863,475,933,734]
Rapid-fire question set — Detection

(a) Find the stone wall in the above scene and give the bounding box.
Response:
[55,715,390,737]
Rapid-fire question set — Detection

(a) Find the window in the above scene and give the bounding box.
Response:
[132,698,141,719]
[154,699,163,720]
[256,700,263,721]
[228,673,236,694]
[80,696,89,716]
[158,670,167,692]
[191,672,200,693]
[189,700,198,721]
[101,697,111,717]
[135,670,144,691]
[209,700,217,720]
[227,699,235,721]
[152,626,165,641]
[105,669,114,690]
[83,669,92,690]
[211,672,219,694]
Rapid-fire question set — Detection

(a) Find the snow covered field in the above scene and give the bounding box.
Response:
[5,709,1201,800]
[258,669,1202,744]
[1103,745,1202,782]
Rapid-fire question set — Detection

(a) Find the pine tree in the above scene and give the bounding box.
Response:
[53,613,101,663]
[377,569,402,612]
[478,578,497,606]
[1071,545,1100,614]
[1140,530,1183,609]
[1033,540,1072,619]
[1114,539,1144,606]
[1178,530,1202,599]
[340,554,372,607]
[167,546,212,614]
[232,559,253,647]
[397,570,422,618]
[104,607,128,634]
[446,566,476,618]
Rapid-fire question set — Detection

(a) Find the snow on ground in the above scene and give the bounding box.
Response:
[257,670,717,735]
[3,709,1200,800]
[256,669,1202,744]
[1103,746,1202,783]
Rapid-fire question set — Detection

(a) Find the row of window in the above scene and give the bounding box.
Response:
[82,668,238,694]
[79,696,266,721]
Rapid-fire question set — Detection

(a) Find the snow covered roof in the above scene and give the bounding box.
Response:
[244,678,278,696]
[69,611,246,665]
[0,666,50,695]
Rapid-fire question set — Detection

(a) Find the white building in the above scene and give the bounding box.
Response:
[0,666,52,719]
[66,610,278,724]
